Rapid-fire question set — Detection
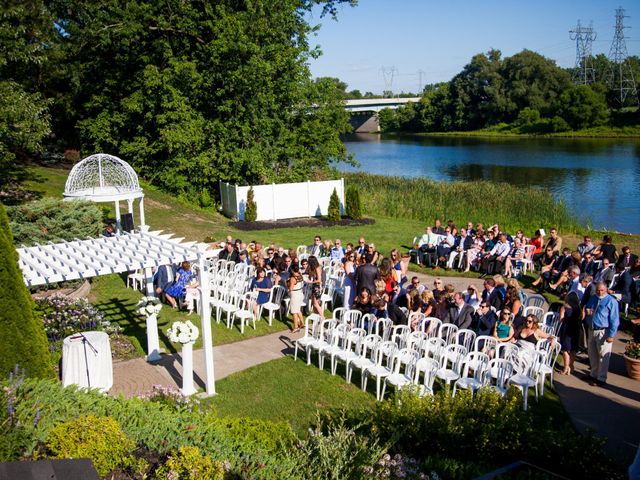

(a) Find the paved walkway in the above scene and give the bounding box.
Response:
[111,329,303,398]
[552,331,640,465]
[110,272,640,466]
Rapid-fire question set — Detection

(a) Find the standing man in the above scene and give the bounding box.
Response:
[584,281,619,386]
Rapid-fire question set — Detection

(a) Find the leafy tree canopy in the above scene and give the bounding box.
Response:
[1,0,356,199]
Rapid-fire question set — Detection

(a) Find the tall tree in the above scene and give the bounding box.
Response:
[6,0,354,198]
[0,203,54,379]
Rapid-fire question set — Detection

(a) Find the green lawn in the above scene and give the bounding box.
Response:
[208,356,376,435]
[89,274,293,354]
[206,353,569,438]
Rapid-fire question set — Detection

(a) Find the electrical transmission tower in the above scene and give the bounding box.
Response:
[381,66,397,97]
[569,20,596,85]
[417,69,426,93]
[607,7,638,105]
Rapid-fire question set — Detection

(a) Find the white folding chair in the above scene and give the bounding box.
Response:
[412,357,439,397]
[294,314,322,363]
[436,344,467,388]
[525,294,546,309]
[331,328,367,376]
[473,335,498,353]
[485,358,513,396]
[231,291,258,334]
[456,329,477,352]
[439,323,459,345]
[319,323,351,371]
[346,334,381,385]
[362,341,397,400]
[508,349,543,410]
[420,317,442,338]
[391,324,411,349]
[260,285,287,326]
[381,349,420,400]
[536,340,561,394]
[453,352,489,398]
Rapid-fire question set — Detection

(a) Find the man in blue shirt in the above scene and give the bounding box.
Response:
[584,281,620,385]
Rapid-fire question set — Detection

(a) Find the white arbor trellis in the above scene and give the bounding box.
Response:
[63,153,145,233]
[17,228,217,395]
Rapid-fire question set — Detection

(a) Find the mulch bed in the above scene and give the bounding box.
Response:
[230,217,375,231]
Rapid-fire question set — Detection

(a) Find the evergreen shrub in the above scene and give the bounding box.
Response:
[46,415,137,477]
[7,198,103,245]
[199,188,213,208]
[327,188,341,221]
[0,204,53,379]
[245,186,257,221]
[345,186,362,219]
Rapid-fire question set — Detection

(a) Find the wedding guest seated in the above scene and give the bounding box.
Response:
[448,292,474,329]
[531,246,560,290]
[406,276,425,295]
[417,226,440,267]
[419,290,436,317]
[250,267,273,317]
[577,235,596,257]
[594,257,615,286]
[353,287,374,315]
[330,239,345,262]
[447,227,474,270]
[463,284,480,309]
[481,278,504,311]
[610,262,633,307]
[389,281,408,308]
[581,251,598,276]
[164,261,195,310]
[218,241,239,263]
[617,246,638,269]
[373,298,407,325]
[515,314,555,349]
[504,237,525,278]
[473,302,498,336]
[480,233,511,276]
[492,308,515,343]
[435,226,455,269]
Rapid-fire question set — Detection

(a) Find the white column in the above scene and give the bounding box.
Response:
[138,196,146,226]
[114,201,122,233]
[197,246,215,395]
[180,342,197,395]
[272,182,276,221]
[145,313,162,362]
[127,199,134,227]
[307,180,311,217]
[340,177,345,215]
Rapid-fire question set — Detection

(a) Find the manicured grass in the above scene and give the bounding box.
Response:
[89,274,292,354]
[208,356,376,435]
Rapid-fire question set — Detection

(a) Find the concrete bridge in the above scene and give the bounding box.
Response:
[345,97,421,133]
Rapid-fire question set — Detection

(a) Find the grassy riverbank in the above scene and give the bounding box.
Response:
[416,124,640,139]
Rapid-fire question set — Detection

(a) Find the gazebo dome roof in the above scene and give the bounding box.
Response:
[63,153,143,201]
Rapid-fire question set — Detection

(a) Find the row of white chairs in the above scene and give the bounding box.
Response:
[294,314,559,408]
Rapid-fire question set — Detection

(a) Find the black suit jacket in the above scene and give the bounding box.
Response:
[448,303,475,330]
[386,303,408,325]
[482,288,504,311]
[612,270,633,304]
[474,310,498,335]
[617,254,638,269]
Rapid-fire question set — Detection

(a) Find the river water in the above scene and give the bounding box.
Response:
[340,133,640,234]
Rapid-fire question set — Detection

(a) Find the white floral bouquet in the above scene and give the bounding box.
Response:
[135,296,163,317]
[167,320,199,344]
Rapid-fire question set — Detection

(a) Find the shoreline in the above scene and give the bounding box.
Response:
[378,130,640,140]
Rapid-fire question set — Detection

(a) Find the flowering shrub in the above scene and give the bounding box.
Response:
[35,295,121,343]
[625,341,640,360]
[155,446,224,480]
[137,385,196,412]
[167,320,199,344]
[368,453,430,479]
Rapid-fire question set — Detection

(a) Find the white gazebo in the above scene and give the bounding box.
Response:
[63,153,145,232]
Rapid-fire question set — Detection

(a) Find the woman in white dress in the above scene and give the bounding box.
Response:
[288,263,305,333]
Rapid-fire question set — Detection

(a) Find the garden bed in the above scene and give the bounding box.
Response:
[230,216,375,231]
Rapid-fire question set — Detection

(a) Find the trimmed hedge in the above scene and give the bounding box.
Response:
[0,203,53,379]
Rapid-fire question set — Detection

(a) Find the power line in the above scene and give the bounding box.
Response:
[380,66,397,96]
[607,7,638,105]
[569,20,597,85]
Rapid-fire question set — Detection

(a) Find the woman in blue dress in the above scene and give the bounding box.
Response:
[250,267,273,318]
[165,261,195,309]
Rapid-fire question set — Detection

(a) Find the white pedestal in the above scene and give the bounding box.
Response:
[145,314,162,362]
[181,342,197,396]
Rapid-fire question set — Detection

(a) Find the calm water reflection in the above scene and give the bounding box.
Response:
[341,134,640,234]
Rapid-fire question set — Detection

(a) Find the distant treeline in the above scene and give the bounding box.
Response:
[373,50,640,134]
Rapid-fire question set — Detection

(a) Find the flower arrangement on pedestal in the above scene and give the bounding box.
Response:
[167,320,199,345]
[135,296,162,317]
[135,296,163,362]
[167,320,200,396]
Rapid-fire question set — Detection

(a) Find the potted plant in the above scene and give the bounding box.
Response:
[624,341,640,380]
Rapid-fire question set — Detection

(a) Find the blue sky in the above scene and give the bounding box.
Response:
[307,1,640,94]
